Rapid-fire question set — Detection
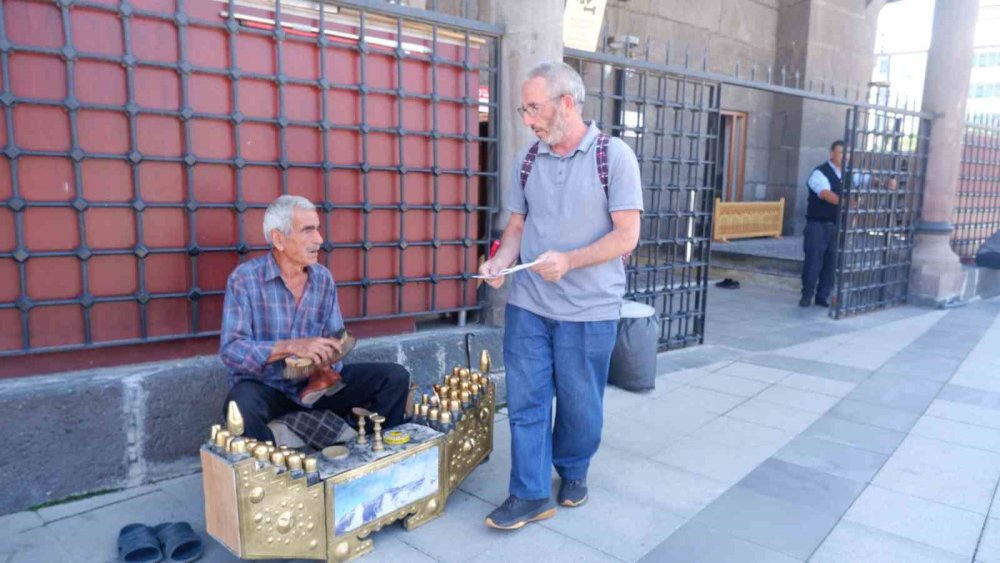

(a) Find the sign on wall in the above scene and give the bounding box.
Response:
[563,0,608,52]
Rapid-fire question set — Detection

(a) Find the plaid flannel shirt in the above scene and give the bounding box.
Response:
[220,253,345,405]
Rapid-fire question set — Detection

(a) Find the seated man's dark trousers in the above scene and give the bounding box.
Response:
[224,362,410,443]
[801,220,837,303]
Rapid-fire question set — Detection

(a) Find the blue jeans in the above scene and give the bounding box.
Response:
[503,304,618,500]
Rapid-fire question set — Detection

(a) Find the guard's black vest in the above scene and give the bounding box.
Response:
[806,162,841,223]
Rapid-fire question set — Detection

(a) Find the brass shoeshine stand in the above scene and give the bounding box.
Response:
[201,351,497,562]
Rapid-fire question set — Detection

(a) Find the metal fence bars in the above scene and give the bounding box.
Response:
[952,115,1000,262]
[832,106,931,319]
[564,49,720,351]
[0,0,501,356]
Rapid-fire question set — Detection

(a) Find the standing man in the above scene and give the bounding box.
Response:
[801,140,895,308]
[478,62,643,530]
[220,195,410,443]
[801,140,846,308]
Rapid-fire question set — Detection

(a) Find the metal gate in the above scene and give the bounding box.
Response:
[0,0,501,358]
[564,49,720,351]
[832,107,931,318]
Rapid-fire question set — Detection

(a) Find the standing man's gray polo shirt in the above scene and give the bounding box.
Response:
[504,121,644,322]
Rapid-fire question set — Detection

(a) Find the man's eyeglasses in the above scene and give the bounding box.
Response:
[515,95,563,118]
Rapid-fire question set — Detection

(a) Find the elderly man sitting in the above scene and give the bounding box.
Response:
[220,195,410,444]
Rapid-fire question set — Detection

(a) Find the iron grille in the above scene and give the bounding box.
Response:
[952,115,1000,262]
[832,106,931,318]
[564,49,720,351]
[0,0,501,356]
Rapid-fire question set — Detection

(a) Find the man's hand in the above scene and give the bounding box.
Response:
[478,259,506,289]
[283,337,342,366]
[532,250,572,282]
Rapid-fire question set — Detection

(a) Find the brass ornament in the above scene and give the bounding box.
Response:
[210,424,222,444]
[215,430,231,449]
[479,349,491,374]
[227,401,245,437]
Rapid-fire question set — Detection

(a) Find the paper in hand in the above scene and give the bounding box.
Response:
[472,259,543,279]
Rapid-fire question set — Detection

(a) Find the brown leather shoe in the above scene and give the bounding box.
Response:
[300,367,343,406]
[328,329,357,364]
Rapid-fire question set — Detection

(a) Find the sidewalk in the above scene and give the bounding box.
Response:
[4,282,1000,562]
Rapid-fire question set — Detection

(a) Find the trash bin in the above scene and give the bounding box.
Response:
[608,300,658,393]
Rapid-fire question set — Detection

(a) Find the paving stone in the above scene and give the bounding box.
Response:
[727,399,820,434]
[817,345,895,370]
[44,490,192,562]
[925,399,1000,431]
[399,490,607,563]
[892,436,1000,482]
[0,524,77,563]
[873,454,997,515]
[810,520,968,563]
[804,416,906,455]
[774,435,888,483]
[779,373,856,397]
[911,415,1000,453]
[688,416,793,449]
[716,361,793,384]
[0,511,44,535]
[652,435,779,484]
[589,446,729,518]
[618,398,720,439]
[756,386,840,414]
[844,485,985,557]
[738,458,865,516]
[978,517,1000,562]
[951,371,1000,393]
[690,372,772,398]
[638,521,800,563]
[602,385,657,415]
[939,384,1000,410]
[846,375,942,413]
[827,399,921,433]
[539,483,685,562]
[658,385,748,414]
[876,352,963,383]
[692,485,840,559]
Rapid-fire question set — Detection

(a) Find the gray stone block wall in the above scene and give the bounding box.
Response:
[0,327,505,516]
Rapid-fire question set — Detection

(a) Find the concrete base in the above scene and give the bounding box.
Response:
[908,233,968,308]
[0,326,504,516]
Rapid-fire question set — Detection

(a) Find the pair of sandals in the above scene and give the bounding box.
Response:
[118,522,203,562]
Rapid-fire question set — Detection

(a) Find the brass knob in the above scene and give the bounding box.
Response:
[253,445,270,462]
[287,454,303,472]
[209,424,222,444]
[304,456,318,473]
[229,438,247,455]
[270,452,286,468]
[214,430,230,449]
[459,367,470,379]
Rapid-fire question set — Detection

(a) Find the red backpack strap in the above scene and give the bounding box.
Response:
[519,142,541,191]
[596,133,610,196]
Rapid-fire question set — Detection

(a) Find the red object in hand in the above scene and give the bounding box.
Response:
[489,240,501,259]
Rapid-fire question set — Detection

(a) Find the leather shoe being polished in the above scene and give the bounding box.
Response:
[299,366,343,406]
[484,495,556,530]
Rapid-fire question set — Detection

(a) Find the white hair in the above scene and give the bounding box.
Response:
[527,61,586,110]
[263,195,316,245]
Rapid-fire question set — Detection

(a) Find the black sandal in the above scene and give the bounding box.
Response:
[118,523,163,563]
[153,522,203,563]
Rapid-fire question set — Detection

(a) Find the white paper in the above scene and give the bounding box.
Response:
[472,259,543,279]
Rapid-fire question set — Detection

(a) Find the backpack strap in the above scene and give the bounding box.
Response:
[519,141,541,191]
[596,133,610,197]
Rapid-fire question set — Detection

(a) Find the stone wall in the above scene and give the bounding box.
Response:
[0,327,504,515]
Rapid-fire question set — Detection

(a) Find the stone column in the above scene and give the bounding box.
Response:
[481,0,563,325]
[909,0,978,306]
